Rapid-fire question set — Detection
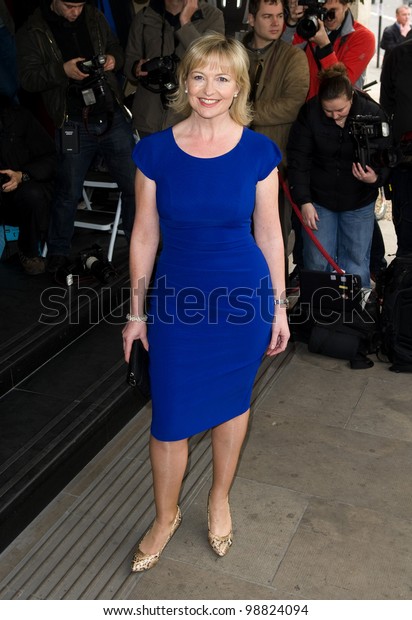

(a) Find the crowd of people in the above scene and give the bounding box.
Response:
[1,0,410,279]
[1,0,412,571]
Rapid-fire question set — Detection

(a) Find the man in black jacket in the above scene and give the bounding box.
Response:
[380,38,412,257]
[380,5,411,53]
[16,0,136,273]
[0,94,56,275]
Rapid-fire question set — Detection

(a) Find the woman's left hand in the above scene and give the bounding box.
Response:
[266,310,290,357]
[352,162,378,184]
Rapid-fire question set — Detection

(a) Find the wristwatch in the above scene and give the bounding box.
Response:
[21,172,30,183]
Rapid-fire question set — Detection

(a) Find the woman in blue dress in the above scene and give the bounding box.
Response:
[122,33,290,572]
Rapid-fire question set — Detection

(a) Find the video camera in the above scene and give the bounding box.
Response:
[76,54,107,107]
[296,0,336,40]
[348,115,392,170]
[140,54,179,97]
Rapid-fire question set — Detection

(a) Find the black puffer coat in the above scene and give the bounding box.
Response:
[287,90,391,212]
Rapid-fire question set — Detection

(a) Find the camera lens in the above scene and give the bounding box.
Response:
[296,15,319,39]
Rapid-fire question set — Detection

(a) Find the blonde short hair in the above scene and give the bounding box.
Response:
[170,33,253,127]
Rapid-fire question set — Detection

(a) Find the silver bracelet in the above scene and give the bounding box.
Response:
[126,312,148,323]
[275,298,290,309]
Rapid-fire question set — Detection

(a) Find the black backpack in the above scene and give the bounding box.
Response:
[378,255,412,372]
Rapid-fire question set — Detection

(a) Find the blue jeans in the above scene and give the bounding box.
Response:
[48,110,136,256]
[302,202,376,288]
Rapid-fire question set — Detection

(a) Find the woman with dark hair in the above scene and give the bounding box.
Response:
[287,64,391,288]
[122,33,289,572]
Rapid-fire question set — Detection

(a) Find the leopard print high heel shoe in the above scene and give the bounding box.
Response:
[131,506,182,572]
[207,493,233,557]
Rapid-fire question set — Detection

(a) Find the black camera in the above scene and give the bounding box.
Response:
[348,115,392,169]
[77,54,106,76]
[76,54,107,107]
[79,244,118,284]
[296,0,335,40]
[0,172,10,188]
[140,54,179,96]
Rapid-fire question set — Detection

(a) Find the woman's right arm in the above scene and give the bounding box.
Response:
[122,169,160,361]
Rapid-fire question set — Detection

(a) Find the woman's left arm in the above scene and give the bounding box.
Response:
[253,169,290,356]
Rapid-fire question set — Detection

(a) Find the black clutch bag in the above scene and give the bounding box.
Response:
[127,339,151,398]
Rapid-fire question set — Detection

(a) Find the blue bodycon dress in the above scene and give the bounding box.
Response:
[132,127,281,441]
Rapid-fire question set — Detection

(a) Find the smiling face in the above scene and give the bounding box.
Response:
[186,60,239,120]
[321,94,353,125]
[323,0,349,31]
[248,1,285,48]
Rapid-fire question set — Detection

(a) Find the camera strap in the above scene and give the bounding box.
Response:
[307,41,322,72]
[278,170,345,274]
[249,60,263,103]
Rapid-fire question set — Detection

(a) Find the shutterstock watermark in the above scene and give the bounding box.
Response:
[38,276,375,327]
[38,275,280,326]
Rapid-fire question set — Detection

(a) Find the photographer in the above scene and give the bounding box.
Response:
[286,0,375,100]
[16,1,137,273]
[380,5,411,53]
[243,0,309,281]
[380,37,412,257]
[124,0,224,137]
[287,64,391,288]
[0,93,56,275]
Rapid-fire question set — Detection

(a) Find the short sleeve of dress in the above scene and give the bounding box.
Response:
[256,134,282,182]
[132,136,156,180]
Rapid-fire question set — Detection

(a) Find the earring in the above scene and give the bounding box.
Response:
[234,93,238,98]
[184,88,188,94]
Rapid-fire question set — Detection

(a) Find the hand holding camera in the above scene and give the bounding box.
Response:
[134,58,150,79]
[140,54,179,96]
[64,57,93,80]
[307,17,330,47]
[296,0,336,40]
[352,161,378,184]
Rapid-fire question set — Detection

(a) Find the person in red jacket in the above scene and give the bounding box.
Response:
[286,0,375,100]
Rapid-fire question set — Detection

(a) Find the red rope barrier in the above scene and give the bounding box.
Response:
[278,171,345,275]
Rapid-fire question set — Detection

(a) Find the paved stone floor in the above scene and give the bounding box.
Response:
[0,338,411,601]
